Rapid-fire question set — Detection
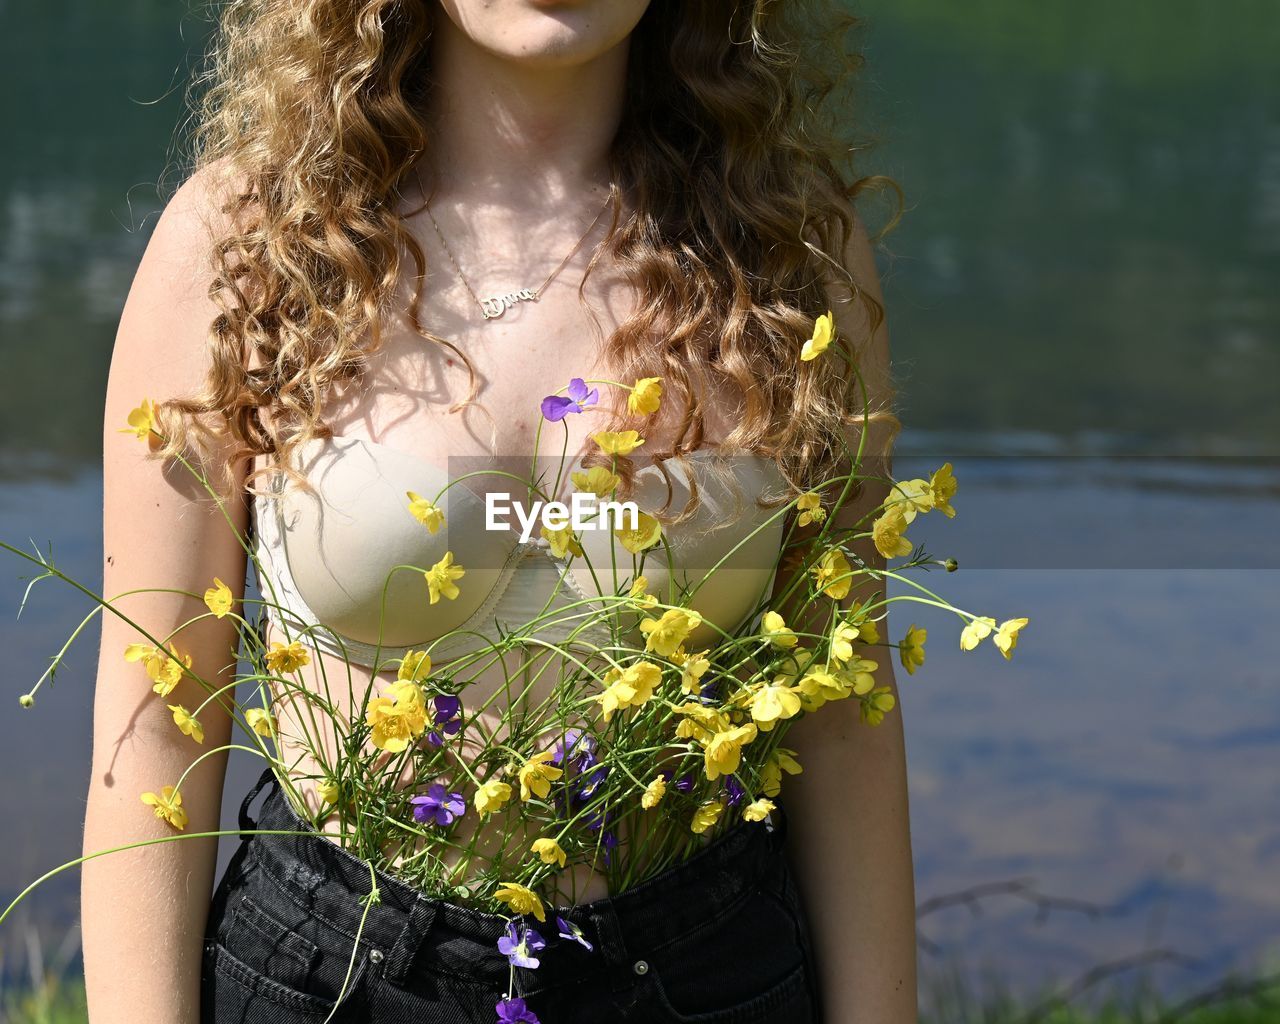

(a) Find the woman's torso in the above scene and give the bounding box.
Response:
[251,184,786,901]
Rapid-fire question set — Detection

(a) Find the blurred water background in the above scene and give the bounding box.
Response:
[1,0,1277,1012]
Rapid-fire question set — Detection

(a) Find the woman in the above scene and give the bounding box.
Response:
[83,1,916,1020]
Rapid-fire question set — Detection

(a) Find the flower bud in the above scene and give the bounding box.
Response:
[943,558,959,572]
[19,693,34,708]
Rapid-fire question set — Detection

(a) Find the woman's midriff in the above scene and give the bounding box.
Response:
[261,618,618,905]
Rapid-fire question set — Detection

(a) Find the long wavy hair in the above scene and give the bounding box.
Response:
[156,0,902,509]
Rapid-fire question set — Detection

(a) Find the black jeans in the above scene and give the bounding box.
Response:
[201,768,822,1023]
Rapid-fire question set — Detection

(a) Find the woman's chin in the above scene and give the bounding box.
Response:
[438,0,651,69]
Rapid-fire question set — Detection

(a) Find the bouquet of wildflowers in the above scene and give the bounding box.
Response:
[2,311,1028,1024]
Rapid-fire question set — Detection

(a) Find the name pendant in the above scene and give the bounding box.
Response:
[480,288,538,320]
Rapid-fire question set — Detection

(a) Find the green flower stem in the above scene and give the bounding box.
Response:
[0,828,330,927]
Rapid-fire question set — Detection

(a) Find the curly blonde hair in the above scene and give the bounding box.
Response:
[156,0,901,505]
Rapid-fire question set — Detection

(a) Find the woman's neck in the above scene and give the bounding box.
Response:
[422,14,630,201]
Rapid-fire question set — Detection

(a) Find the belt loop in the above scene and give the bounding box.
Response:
[383,894,438,986]
[238,766,277,834]
[588,903,632,990]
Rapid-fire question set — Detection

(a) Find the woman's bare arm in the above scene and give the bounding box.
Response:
[780,213,918,1023]
[83,166,249,1023]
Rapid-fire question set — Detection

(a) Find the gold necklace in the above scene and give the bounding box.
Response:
[414,165,615,321]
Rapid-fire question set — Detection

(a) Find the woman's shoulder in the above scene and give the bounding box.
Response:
[824,199,898,446]
[104,158,250,482]
[110,164,227,378]
[150,156,249,263]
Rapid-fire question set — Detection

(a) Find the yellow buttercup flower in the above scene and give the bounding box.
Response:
[364,680,428,752]
[203,577,233,618]
[679,650,711,694]
[796,491,826,527]
[425,551,466,604]
[316,779,340,804]
[640,607,702,657]
[615,511,662,554]
[628,377,663,416]
[388,679,427,717]
[800,310,834,362]
[900,624,927,675]
[494,881,546,922]
[120,398,162,450]
[474,779,513,816]
[840,656,879,696]
[960,616,997,651]
[153,645,191,695]
[363,701,410,753]
[760,748,802,798]
[760,610,798,649]
[596,661,661,722]
[245,707,275,737]
[811,547,853,600]
[860,685,897,726]
[703,723,758,781]
[531,837,567,869]
[872,506,913,559]
[747,679,802,730]
[167,704,204,744]
[571,465,621,498]
[406,491,445,533]
[674,702,731,744]
[125,641,191,697]
[398,650,432,683]
[771,648,815,685]
[742,798,776,823]
[930,462,958,518]
[592,430,645,455]
[857,618,881,645]
[830,621,860,664]
[788,665,860,711]
[140,785,187,830]
[886,478,934,524]
[628,575,659,610]
[518,751,564,802]
[266,640,311,675]
[641,776,667,809]
[993,617,1029,660]
[541,523,584,559]
[691,800,725,834]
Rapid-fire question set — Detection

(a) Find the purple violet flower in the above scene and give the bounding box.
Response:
[427,694,463,747]
[724,776,745,807]
[497,920,545,970]
[601,830,619,866]
[576,765,609,801]
[556,915,594,952]
[550,728,597,770]
[540,378,599,422]
[495,996,540,1024]
[410,782,465,827]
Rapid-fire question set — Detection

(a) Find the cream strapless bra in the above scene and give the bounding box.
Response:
[252,435,788,668]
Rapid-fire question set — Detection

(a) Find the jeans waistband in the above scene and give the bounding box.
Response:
[235,767,789,991]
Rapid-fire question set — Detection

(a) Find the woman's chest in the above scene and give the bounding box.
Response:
[319,249,642,459]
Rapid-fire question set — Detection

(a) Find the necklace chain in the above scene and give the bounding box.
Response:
[413,164,615,322]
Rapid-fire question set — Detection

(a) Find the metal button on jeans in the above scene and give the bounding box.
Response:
[369,948,385,964]
[633,960,649,975]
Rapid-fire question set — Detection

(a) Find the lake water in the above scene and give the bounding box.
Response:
[1,0,1277,1009]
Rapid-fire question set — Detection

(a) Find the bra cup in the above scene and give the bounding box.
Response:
[259,438,788,665]
[570,454,786,643]
[276,438,513,649]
